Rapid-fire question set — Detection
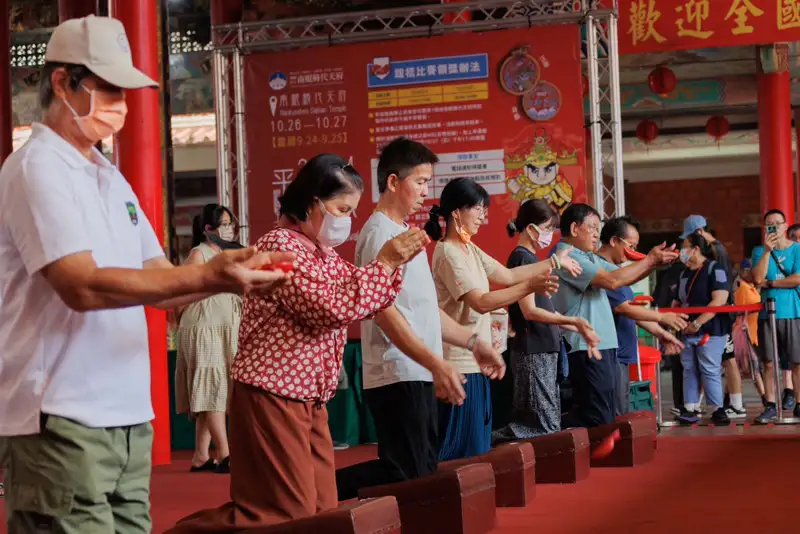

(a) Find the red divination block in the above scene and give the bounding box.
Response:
[524,428,590,484]
[588,411,657,467]
[440,442,535,507]
[250,497,402,534]
[359,463,496,534]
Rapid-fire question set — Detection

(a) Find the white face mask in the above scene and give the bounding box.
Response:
[531,224,553,248]
[317,200,351,248]
[679,247,692,265]
[218,225,235,242]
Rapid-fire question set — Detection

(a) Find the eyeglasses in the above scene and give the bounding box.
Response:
[619,238,637,251]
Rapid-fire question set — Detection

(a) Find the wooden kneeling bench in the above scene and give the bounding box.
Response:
[588,411,657,468]
[441,442,535,507]
[359,463,496,534]
[523,428,590,484]
[250,497,401,534]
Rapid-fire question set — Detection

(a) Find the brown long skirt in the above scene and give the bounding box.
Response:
[167,381,337,532]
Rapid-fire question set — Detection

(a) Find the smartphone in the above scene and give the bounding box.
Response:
[767,225,778,235]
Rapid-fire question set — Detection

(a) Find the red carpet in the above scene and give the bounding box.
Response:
[2,435,798,533]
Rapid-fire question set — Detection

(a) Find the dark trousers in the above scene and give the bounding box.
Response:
[335,381,438,500]
[565,349,618,428]
[670,353,684,410]
[615,362,630,416]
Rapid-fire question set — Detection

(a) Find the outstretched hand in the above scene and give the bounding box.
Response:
[207,247,296,294]
[555,246,582,277]
[647,242,679,265]
[377,228,431,272]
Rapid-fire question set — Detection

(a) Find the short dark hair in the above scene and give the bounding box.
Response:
[600,215,640,245]
[788,223,800,235]
[507,199,558,238]
[764,209,787,223]
[39,62,93,109]
[192,203,234,247]
[278,154,363,222]
[376,137,439,194]
[424,178,489,241]
[559,203,599,236]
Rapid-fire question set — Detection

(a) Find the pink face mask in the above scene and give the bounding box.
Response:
[63,85,128,143]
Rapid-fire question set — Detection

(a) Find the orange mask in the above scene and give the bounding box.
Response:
[63,85,127,143]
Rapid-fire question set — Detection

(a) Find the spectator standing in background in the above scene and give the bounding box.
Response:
[175,203,243,474]
[788,224,800,244]
[733,259,766,405]
[673,233,732,425]
[680,215,741,414]
[751,209,800,423]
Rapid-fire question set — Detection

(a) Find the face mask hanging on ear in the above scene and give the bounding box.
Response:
[454,214,471,244]
[317,201,352,248]
[62,84,127,143]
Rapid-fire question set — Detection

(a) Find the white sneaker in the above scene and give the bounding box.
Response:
[725,406,747,419]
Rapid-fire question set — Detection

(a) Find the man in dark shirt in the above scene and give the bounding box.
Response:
[597,217,686,415]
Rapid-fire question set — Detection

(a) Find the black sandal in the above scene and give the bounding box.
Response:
[215,457,230,474]
[189,458,218,472]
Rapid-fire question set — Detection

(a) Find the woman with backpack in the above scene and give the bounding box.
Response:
[673,233,732,425]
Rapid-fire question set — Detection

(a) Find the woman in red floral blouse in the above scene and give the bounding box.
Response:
[170,154,430,532]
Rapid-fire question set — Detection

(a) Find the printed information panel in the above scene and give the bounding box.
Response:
[245,25,585,274]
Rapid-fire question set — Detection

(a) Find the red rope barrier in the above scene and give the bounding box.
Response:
[658,303,763,315]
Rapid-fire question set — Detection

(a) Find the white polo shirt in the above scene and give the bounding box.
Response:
[0,123,165,436]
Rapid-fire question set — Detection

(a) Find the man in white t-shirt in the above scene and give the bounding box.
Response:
[0,16,291,533]
[335,137,505,499]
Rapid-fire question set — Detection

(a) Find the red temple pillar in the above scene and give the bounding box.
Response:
[757,48,795,225]
[0,0,11,163]
[110,0,170,465]
[58,0,96,22]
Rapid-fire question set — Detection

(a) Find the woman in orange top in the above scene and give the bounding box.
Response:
[734,259,765,400]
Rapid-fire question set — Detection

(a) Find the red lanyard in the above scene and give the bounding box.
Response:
[683,261,706,307]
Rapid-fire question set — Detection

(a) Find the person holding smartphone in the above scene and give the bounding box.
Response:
[751,209,800,423]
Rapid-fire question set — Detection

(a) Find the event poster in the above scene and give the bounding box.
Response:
[244,25,585,268]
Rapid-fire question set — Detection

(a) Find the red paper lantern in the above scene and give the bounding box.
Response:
[705,115,730,141]
[648,65,677,97]
[636,119,659,145]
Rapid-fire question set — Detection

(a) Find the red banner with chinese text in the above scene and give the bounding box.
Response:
[619,0,800,54]
[243,26,585,336]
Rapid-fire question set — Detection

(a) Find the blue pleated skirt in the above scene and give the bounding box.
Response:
[438,373,492,461]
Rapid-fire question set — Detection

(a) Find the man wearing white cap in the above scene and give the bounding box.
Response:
[0,16,292,533]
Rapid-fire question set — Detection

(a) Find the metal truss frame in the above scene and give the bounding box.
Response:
[212,0,624,244]
[585,7,625,220]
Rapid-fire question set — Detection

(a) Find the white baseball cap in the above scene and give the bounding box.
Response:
[45,15,158,89]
